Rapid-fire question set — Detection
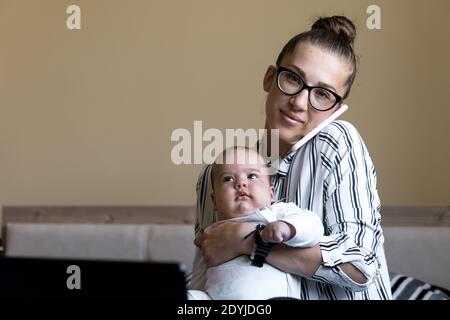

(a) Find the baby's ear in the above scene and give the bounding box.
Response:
[269,185,275,203]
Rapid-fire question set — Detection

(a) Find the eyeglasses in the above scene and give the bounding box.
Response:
[276,66,343,112]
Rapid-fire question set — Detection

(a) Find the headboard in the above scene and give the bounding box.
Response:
[2,205,449,230]
[1,206,197,238]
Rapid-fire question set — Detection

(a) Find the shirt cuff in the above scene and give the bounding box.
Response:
[312,264,374,292]
[316,236,380,290]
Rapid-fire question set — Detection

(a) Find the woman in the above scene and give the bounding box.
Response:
[191,15,392,300]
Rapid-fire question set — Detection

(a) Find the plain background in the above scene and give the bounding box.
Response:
[0,0,449,218]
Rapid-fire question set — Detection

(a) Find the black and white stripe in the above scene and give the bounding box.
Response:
[390,273,449,300]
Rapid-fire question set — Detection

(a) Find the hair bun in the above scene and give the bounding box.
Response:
[311,16,356,45]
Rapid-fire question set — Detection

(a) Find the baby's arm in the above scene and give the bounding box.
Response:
[264,202,324,247]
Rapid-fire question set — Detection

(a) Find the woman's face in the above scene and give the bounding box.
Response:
[264,43,353,150]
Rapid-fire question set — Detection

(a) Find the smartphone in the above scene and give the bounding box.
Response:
[289,104,349,152]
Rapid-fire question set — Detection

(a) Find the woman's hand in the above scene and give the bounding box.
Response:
[194,221,255,267]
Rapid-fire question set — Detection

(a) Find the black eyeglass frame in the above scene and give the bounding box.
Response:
[275,66,343,112]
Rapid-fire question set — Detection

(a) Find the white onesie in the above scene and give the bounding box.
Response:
[188,202,324,300]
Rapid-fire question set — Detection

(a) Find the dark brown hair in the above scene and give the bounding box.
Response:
[276,16,357,99]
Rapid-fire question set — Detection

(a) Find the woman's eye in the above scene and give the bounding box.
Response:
[314,89,333,101]
[286,73,299,83]
[248,174,258,180]
[223,176,234,182]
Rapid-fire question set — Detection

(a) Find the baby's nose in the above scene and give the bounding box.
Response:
[235,180,248,189]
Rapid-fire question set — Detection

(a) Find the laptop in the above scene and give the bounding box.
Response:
[0,257,187,301]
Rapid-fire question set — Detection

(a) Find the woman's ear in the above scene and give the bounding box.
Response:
[211,192,217,210]
[263,65,276,93]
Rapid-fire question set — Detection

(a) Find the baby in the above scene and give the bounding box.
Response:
[188,146,324,300]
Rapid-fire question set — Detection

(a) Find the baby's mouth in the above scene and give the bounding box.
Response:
[237,191,250,199]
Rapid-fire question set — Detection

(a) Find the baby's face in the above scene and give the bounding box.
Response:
[212,149,274,220]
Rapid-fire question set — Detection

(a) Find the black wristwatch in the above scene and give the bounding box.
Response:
[250,224,275,267]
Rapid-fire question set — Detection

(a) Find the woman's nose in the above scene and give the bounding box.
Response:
[289,89,309,111]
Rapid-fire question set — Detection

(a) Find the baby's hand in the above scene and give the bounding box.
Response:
[260,221,294,243]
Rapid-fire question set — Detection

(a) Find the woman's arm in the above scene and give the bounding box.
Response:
[303,121,383,290]
[265,202,368,282]
[266,244,322,278]
[266,245,367,283]
[195,220,367,283]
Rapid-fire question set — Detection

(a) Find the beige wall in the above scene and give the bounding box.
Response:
[0,0,449,215]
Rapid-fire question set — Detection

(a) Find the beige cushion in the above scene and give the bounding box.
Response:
[147,224,195,272]
[383,226,450,289]
[5,223,151,261]
[5,223,196,272]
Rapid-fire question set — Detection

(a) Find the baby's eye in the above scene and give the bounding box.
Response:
[248,173,258,180]
[223,176,235,182]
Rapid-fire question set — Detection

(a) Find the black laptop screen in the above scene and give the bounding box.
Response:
[0,257,187,301]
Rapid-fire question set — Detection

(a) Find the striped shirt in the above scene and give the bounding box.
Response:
[193,120,392,300]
